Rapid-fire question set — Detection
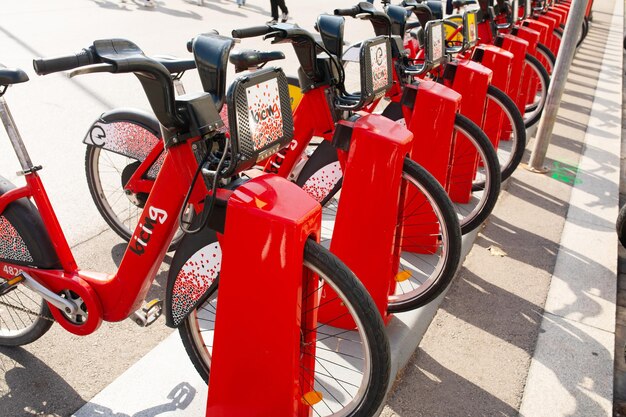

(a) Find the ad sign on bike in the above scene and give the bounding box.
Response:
[246,78,284,150]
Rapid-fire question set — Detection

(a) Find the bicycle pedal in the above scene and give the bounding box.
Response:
[0,275,24,296]
[131,299,163,327]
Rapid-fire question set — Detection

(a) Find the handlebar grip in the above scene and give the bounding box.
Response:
[231,26,272,39]
[258,51,285,62]
[334,6,359,17]
[33,49,95,76]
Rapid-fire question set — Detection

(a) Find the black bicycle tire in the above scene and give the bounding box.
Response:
[617,204,626,247]
[536,42,556,74]
[0,176,56,346]
[523,53,551,129]
[0,300,54,346]
[483,84,526,183]
[178,239,391,417]
[577,18,588,48]
[388,158,462,312]
[453,113,501,233]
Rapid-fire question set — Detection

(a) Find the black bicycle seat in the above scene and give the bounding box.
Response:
[188,33,234,110]
[315,15,345,58]
[0,64,29,87]
[228,49,285,72]
[387,4,410,36]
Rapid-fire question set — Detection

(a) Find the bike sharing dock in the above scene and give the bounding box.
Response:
[0,0,623,416]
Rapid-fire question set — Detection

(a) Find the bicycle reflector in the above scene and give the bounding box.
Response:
[224,67,294,176]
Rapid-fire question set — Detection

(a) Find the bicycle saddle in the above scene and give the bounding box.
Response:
[315,14,345,58]
[387,4,410,36]
[228,49,285,73]
[0,64,29,87]
[402,0,435,28]
[188,34,234,111]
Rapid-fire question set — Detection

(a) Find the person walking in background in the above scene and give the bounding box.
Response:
[267,0,288,24]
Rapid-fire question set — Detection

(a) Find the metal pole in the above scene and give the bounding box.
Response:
[527,0,590,171]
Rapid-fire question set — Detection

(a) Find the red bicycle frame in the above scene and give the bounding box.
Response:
[0,128,211,335]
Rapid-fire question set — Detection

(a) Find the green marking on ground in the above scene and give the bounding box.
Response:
[551,161,582,185]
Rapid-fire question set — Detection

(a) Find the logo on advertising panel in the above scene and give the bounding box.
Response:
[369,44,388,91]
[246,78,284,150]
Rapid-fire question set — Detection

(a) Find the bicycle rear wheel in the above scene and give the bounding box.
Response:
[85,144,186,251]
[177,239,391,417]
[296,149,462,311]
[0,183,56,346]
[0,283,53,346]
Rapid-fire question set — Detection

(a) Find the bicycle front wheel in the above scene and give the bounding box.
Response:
[452,113,502,234]
[523,53,551,128]
[536,42,556,75]
[617,204,626,248]
[482,85,526,184]
[296,149,462,311]
[178,239,391,417]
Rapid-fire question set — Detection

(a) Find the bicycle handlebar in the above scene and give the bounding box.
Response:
[34,39,185,131]
[231,23,322,83]
[231,26,274,39]
[33,48,96,76]
[334,6,360,17]
[334,2,392,37]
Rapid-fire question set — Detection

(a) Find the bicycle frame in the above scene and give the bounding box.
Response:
[0,95,214,334]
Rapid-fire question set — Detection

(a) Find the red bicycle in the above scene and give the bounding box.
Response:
[81,29,463,313]
[337,2,506,233]
[0,34,390,417]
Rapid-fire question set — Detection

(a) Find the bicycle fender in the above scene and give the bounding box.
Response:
[165,224,221,328]
[0,176,61,269]
[83,108,162,161]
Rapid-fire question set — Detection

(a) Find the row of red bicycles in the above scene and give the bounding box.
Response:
[0,0,587,415]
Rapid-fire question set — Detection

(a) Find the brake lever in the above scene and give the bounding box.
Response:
[263,30,286,44]
[67,63,116,78]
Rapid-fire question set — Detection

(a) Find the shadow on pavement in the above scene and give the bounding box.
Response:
[92,0,203,19]
[76,381,196,417]
[0,346,82,417]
